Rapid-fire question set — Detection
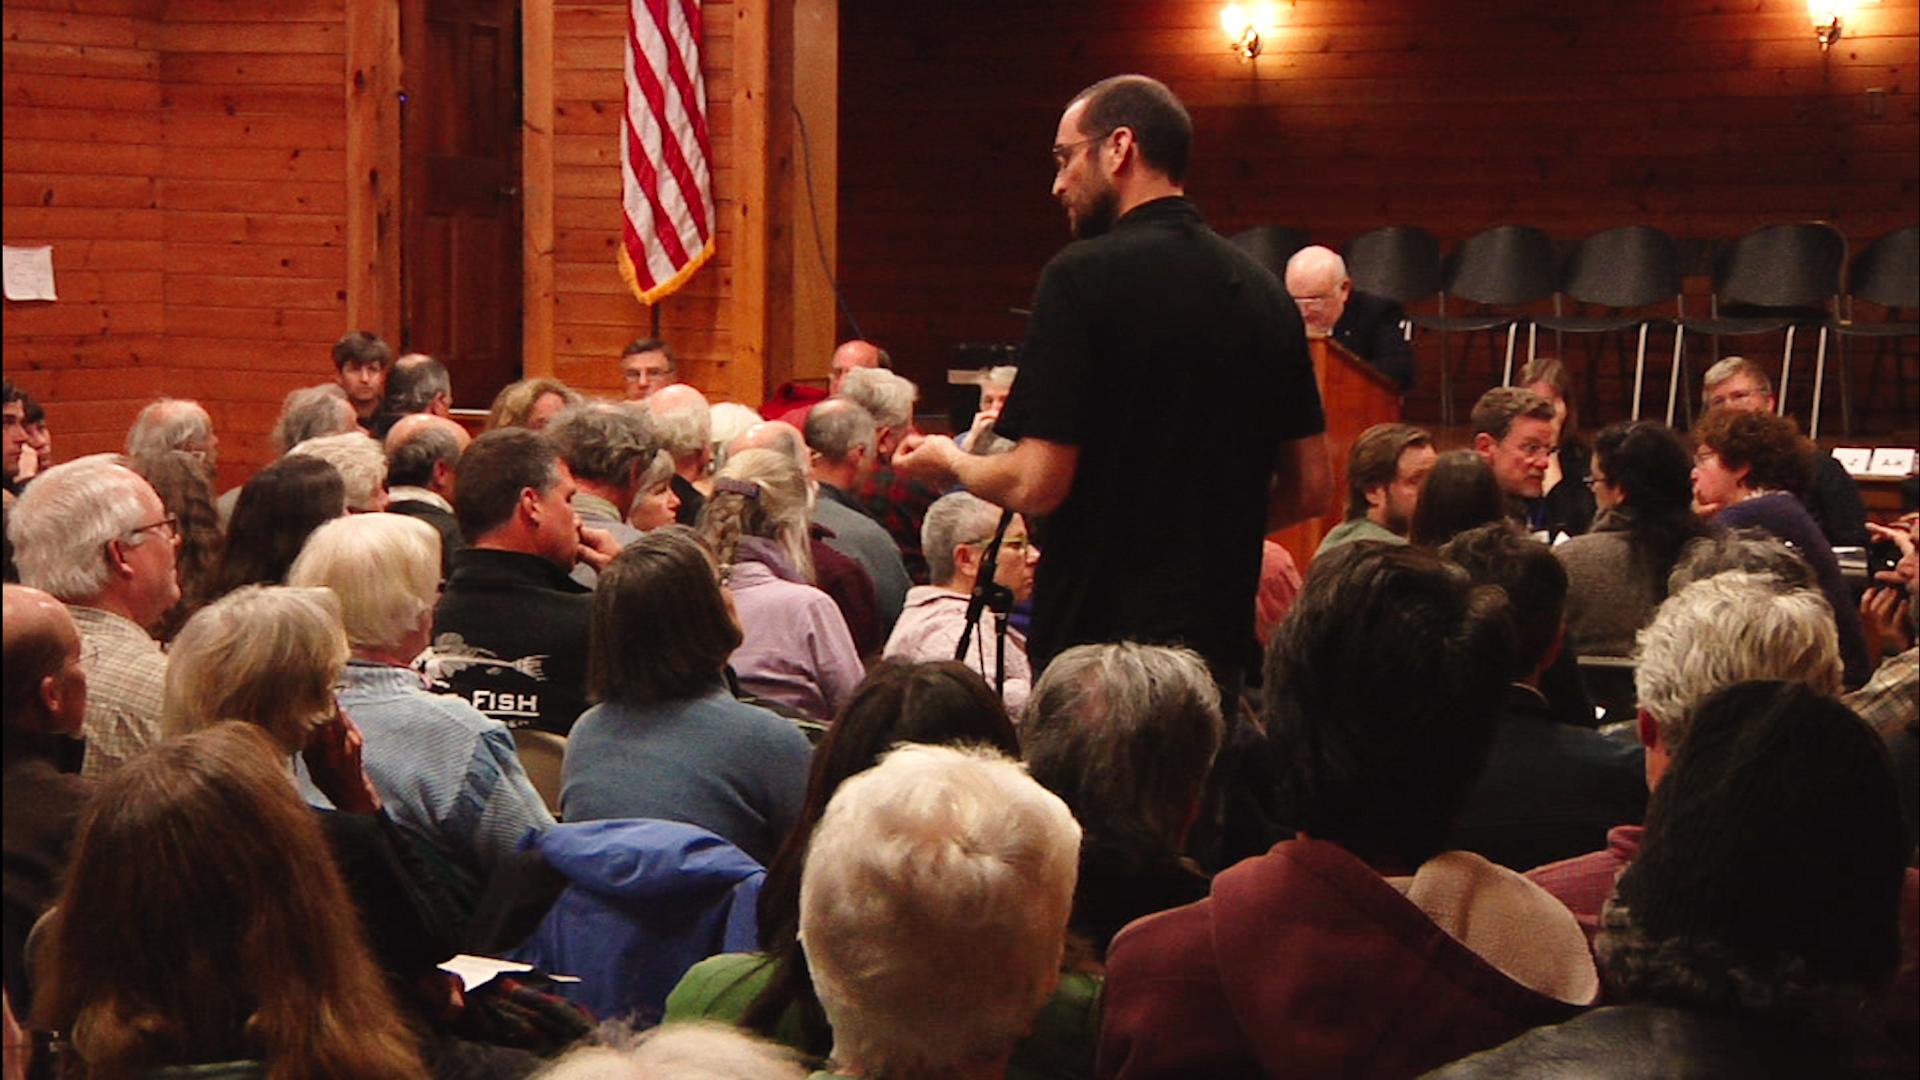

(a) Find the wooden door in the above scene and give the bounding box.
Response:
[402,0,523,410]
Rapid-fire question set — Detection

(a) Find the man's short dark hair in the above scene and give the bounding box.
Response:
[1344,423,1432,520]
[805,398,877,465]
[1,380,23,408]
[1469,386,1555,443]
[382,354,450,415]
[588,526,742,704]
[1265,543,1515,870]
[332,330,393,372]
[1070,74,1192,182]
[385,422,463,489]
[545,402,657,486]
[1440,521,1568,679]
[453,428,559,544]
[622,337,678,370]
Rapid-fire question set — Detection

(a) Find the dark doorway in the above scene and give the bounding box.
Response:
[401,0,523,410]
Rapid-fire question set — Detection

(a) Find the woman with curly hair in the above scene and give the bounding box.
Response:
[1555,421,1718,658]
[485,376,582,431]
[1691,408,1869,686]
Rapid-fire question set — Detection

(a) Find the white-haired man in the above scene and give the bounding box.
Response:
[288,431,389,513]
[841,366,941,585]
[125,397,219,470]
[885,491,1040,711]
[805,398,913,632]
[1284,244,1415,391]
[801,743,1085,1080]
[645,382,713,527]
[7,456,180,778]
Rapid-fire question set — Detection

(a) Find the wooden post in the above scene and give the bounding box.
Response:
[344,0,401,338]
[729,0,772,406]
[522,0,556,377]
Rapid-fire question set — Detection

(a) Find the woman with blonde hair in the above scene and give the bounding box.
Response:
[698,448,862,720]
[486,377,582,431]
[32,721,426,1079]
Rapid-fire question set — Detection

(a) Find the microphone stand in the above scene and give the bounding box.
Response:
[955,507,1016,699]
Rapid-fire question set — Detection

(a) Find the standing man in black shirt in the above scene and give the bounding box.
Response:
[896,74,1330,694]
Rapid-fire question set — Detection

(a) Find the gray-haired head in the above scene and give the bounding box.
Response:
[805,398,878,465]
[839,367,917,431]
[271,384,357,456]
[546,400,659,487]
[921,490,1003,587]
[382,353,451,416]
[125,398,215,463]
[8,454,157,603]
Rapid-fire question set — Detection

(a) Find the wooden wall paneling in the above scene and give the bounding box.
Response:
[727,0,770,407]
[344,0,401,339]
[524,0,558,377]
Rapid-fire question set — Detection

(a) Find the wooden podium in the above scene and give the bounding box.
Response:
[1268,337,1404,569]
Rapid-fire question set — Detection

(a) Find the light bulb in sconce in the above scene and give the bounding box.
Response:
[1807,1,1842,50]
[1221,4,1262,61]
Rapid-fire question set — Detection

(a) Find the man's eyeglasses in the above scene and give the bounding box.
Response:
[966,536,1031,553]
[1583,474,1610,490]
[1050,130,1113,171]
[125,515,179,543]
[1708,387,1764,410]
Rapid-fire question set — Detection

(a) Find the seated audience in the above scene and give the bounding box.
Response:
[1315,421,1435,556]
[374,351,453,436]
[1520,356,1597,540]
[1024,642,1223,960]
[1702,355,1868,548]
[727,421,883,657]
[547,401,658,585]
[842,367,939,585]
[806,398,913,633]
[1407,449,1507,549]
[486,376,582,432]
[2,382,32,501]
[333,329,394,432]
[430,428,615,735]
[884,491,1038,712]
[561,526,812,865]
[31,721,426,1078]
[700,449,863,721]
[1555,420,1716,658]
[643,383,713,526]
[383,412,470,575]
[124,396,218,468]
[800,744,1082,1080]
[1432,681,1911,1078]
[1848,517,1917,742]
[1470,386,1561,534]
[1284,245,1415,391]
[1528,569,1846,942]
[270,382,359,457]
[288,513,554,878]
[957,364,1019,456]
[288,430,389,512]
[620,336,682,401]
[1441,523,1647,870]
[2,585,91,1008]
[1100,543,1599,1080]
[627,445,683,532]
[667,662,1077,1070]
[129,449,224,641]
[214,454,347,598]
[9,455,179,778]
[1691,407,1870,686]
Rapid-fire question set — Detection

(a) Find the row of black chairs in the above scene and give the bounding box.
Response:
[1232,222,1919,436]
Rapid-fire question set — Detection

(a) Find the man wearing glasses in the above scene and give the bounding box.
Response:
[1471,386,1562,534]
[7,455,181,778]
[896,74,1329,698]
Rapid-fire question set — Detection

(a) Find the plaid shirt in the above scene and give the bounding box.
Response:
[68,604,168,780]
[855,464,941,586]
[1844,646,1918,739]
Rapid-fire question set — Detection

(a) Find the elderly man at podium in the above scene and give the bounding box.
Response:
[1285,245,1415,392]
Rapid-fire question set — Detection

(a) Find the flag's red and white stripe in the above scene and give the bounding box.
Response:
[619,0,714,305]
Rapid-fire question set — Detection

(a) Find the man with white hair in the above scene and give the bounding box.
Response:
[288,431,389,513]
[800,743,1083,1080]
[645,382,713,527]
[124,397,218,470]
[885,491,1039,711]
[7,456,180,777]
[841,366,941,585]
[547,401,659,585]
[1529,570,1845,936]
[1283,244,1415,391]
[805,398,913,632]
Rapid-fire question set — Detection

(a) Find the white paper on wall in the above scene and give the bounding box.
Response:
[2,245,57,301]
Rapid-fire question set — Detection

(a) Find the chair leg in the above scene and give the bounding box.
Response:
[1836,334,1854,437]
[1665,328,1686,427]
[1778,326,1797,418]
[1629,323,1650,421]
[1438,328,1454,428]
[1808,326,1830,441]
[1501,325,1519,388]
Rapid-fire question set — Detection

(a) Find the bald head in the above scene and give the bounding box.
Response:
[1284,245,1352,338]
[385,412,471,456]
[3,583,86,735]
[829,339,889,396]
[728,420,809,474]
[385,413,470,497]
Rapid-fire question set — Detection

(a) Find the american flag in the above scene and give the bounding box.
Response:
[619,0,715,305]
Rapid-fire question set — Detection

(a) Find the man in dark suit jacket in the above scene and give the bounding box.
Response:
[1286,244,1415,392]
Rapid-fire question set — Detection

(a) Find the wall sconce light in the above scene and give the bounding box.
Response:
[1808,2,1842,50]
[1221,5,1262,62]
